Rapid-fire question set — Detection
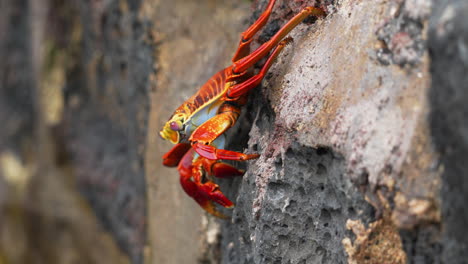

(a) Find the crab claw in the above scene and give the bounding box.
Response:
[162,143,191,167]
[195,181,234,208]
[179,172,231,218]
[177,148,238,218]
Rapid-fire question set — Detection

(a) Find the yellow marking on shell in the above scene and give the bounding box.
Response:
[186,81,233,121]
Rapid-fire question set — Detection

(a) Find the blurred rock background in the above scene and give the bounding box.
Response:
[0,0,467,264]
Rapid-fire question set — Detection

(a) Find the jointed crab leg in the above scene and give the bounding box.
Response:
[232,0,277,62]
[201,158,245,178]
[190,103,259,160]
[227,37,292,98]
[232,6,325,75]
[191,38,293,160]
[193,142,260,161]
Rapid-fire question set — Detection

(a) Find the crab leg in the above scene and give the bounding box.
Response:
[232,0,277,62]
[190,103,259,161]
[162,143,192,167]
[227,37,292,99]
[193,142,260,161]
[202,158,245,178]
[232,6,325,75]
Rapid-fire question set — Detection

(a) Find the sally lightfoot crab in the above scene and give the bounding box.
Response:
[160,0,325,217]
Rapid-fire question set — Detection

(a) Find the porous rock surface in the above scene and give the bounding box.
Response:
[216,0,466,263]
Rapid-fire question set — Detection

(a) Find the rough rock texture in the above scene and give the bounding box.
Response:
[221,143,376,263]
[217,0,421,263]
[215,0,463,263]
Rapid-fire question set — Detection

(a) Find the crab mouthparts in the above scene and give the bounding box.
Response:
[160,128,179,144]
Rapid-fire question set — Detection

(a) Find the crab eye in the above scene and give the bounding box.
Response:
[170,121,181,131]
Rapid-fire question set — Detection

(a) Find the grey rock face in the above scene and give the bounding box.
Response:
[222,141,373,264]
[215,0,463,263]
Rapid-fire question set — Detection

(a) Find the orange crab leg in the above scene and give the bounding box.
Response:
[232,0,277,62]
[227,37,292,99]
[202,158,245,178]
[162,143,192,167]
[232,6,325,75]
[193,142,260,161]
[189,103,259,161]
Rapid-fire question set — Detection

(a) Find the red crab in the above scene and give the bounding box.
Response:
[160,0,325,217]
